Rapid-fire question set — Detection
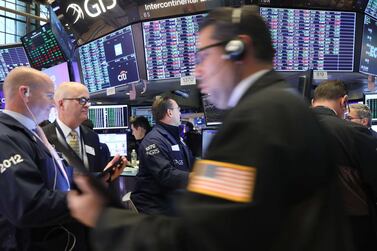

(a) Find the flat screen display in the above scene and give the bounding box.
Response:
[88,105,128,129]
[360,15,377,76]
[98,133,128,156]
[79,26,139,93]
[0,90,4,109]
[42,61,70,88]
[143,13,206,80]
[202,95,226,126]
[202,128,217,157]
[0,44,30,82]
[366,0,377,20]
[364,92,377,121]
[130,106,155,126]
[21,23,66,70]
[260,8,356,71]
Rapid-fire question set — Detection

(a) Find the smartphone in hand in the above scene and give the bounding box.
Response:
[99,158,124,178]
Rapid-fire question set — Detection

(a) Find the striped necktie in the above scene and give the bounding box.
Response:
[68,130,80,156]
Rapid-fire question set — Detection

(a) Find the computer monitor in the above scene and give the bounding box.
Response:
[98,133,128,156]
[364,92,377,122]
[0,90,4,110]
[88,105,128,129]
[366,0,377,20]
[79,25,139,93]
[42,62,70,89]
[202,128,218,157]
[142,13,207,80]
[260,7,356,71]
[130,106,155,126]
[0,44,30,82]
[360,15,377,76]
[202,95,226,126]
[21,23,66,70]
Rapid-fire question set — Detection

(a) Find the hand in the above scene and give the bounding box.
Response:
[103,154,128,182]
[67,175,106,227]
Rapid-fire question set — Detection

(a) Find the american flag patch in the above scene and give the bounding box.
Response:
[188,160,256,203]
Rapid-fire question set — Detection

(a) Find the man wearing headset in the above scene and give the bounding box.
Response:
[68,6,351,250]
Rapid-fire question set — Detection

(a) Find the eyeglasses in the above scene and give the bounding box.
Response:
[63,97,91,106]
[196,41,228,65]
[345,114,361,121]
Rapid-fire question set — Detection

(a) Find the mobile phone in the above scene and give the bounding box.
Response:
[99,158,124,178]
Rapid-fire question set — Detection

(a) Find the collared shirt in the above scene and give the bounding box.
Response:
[227,69,270,108]
[3,110,36,131]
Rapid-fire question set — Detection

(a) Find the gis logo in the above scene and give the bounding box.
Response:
[118,70,128,81]
[66,0,117,24]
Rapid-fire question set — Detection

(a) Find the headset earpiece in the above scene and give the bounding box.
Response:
[24,87,30,97]
[223,8,245,61]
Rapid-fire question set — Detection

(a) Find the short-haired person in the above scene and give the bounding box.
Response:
[348,103,377,138]
[0,67,88,250]
[129,115,152,153]
[312,80,377,251]
[129,96,194,215]
[68,7,351,250]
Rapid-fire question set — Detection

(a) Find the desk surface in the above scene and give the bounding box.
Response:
[121,166,138,176]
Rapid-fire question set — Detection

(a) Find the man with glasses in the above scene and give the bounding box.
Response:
[68,7,352,251]
[348,103,377,138]
[130,96,194,215]
[312,80,377,251]
[43,82,108,173]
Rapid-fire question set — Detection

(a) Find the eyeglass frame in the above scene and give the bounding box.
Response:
[62,97,91,106]
[168,106,181,112]
[196,41,229,65]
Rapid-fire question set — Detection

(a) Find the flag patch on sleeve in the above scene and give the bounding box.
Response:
[188,160,256,203]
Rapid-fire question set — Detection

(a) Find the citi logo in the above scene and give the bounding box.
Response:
[66,0,117,24]
[118,70,128,81]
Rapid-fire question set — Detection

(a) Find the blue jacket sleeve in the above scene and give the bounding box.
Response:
[0,135,71,228]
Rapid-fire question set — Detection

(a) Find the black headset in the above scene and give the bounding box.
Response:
[223,8,245,61]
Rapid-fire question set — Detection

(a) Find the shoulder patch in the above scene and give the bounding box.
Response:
[188,159,256,203]
[145,144,160,156]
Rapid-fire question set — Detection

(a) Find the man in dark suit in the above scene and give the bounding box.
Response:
[43,82,107,173]
[312,80,377,251]
[68,6,351,251]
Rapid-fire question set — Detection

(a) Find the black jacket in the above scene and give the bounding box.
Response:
[43,121,107,172]
[91,71,352,251]
[0,113,86,251]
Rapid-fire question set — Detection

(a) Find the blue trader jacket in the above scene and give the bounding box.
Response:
[0,112,85,251]
[131,123,194,215]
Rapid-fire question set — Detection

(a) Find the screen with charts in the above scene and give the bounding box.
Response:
[131,106,155,126]
[88,105,128,129]
[366,0,377,20]
[98,133,128,156]
[202,95,226,126]
[0,44,30,82]
[21,23,66,70]
[79,26,139,93]
[143,13,206,80]
[364,92,377,121]
[260,8,356,71]
[360,15,377,76]
[202,128,218,157]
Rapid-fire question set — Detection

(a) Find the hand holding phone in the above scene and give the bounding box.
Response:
[99,158,124,179]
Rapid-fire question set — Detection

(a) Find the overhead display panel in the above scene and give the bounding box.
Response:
[79,25,139,93]
[365,0,377,20]
[143,13,206,80]
[0,44,30,82]
[260,8,356,71]
[360,15,377,76]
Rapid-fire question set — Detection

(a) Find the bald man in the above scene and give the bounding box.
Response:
[0,67,88,250]
[43,82,107,172]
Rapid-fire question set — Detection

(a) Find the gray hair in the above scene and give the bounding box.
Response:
[349,103,372,127]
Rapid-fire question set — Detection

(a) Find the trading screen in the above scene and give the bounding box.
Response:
[88,105,129,129]
[360,15,377,76]
[260,8,356,71]
[143,13,206,80]
[79,26,139,93]
[0,45,30,82]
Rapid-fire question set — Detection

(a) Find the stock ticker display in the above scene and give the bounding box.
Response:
[260,8,356,71]
[0,46,30,82]
[143,13,206,80]
[366,0,377,20]
[88,105,128,129]
[79,26,139,93]
[360,15,377,76]
[21,24,66,70]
